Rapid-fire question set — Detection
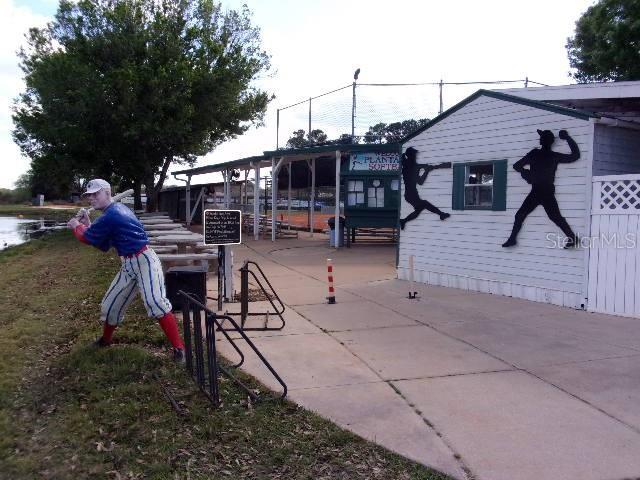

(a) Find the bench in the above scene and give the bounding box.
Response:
[156,253,219,271]
[143,224,184,230]
[137,211,170,217]
[243,214,299,238]
[150,245,178,254]
[145,229,191,237]
[192,243,218,254]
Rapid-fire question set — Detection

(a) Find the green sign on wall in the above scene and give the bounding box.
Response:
[348,153,400,172]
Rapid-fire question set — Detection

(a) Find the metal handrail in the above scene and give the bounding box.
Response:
[179,290,287,403]
[221,260,286,331]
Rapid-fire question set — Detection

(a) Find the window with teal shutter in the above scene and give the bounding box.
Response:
[492,159,507,211]
[452,160,507,211]
[452,164,465,210]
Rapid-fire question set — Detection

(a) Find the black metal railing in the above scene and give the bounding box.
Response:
[220,260,286,331]
[179,290,287,406]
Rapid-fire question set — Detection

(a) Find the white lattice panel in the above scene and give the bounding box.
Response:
[589,175,640,317]
[598,179,640,212]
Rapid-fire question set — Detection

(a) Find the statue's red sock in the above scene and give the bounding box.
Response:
[158,312,184,349]
[102,323,117,343]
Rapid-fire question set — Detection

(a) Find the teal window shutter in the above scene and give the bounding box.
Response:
[452,163,465,210]
[492,159,508,211]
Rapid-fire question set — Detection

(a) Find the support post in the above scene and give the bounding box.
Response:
[253,163,260,240]
[221,170,226,208]
[271,157,285,242]
[310,158,316,237]
[186,175,192,227]
[244,169,249,211]
[439,79,444,115]
[334,150,341,249]
[287,164,292,230]
[351,83,356,140]
[308,97,312,138]
[200,187,205,224]
[224,170,230,208]
[271,157,277,242]
[217,245,225,311]
[225,247,233,302]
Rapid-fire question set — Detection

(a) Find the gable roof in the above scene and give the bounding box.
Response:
[401,89,600,144]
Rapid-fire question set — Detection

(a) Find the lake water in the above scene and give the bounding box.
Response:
[0,216,65,251]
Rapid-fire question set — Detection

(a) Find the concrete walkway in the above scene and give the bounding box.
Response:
[210,234,640,480]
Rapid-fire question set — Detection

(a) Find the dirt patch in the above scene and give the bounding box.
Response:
[232,288,274,302]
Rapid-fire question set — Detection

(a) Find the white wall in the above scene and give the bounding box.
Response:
[593,124,640,176]
[398,95,592,308]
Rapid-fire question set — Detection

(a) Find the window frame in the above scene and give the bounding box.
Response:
[452,159,507,212]
[463,162,495,210]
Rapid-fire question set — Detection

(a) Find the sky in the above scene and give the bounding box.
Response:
[0,0,596,189]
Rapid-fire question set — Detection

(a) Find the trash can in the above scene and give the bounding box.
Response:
[165,265,208,311]
[327,216,345,247]
[32,194,44,207]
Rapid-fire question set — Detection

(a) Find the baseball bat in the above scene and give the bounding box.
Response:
[77,188,135,218]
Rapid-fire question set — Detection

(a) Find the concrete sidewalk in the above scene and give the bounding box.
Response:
[211,234,640,480]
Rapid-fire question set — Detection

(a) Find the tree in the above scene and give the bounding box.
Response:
[285,129,307,149]
[13,0,272,210]
[284,128,328,148]
[328,133,356,145]
[363,119,429,143]
[566,0,640,82]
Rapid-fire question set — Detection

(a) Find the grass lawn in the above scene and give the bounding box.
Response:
[0,231,451,479]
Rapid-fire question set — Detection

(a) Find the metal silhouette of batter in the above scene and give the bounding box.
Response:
[400,147,451,229]
[502,129,580,248]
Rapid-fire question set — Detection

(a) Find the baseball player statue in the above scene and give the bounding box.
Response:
[67,179,185,362]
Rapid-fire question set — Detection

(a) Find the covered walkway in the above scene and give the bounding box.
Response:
[172,143,399,246]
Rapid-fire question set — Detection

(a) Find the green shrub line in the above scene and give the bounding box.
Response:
[0,232,450,479]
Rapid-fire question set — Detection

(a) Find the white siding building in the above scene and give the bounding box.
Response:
[398,87,640,316]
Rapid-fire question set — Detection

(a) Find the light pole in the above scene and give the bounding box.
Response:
[351,68,360,142]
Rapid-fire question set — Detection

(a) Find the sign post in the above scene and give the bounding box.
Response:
[203,210,242,311]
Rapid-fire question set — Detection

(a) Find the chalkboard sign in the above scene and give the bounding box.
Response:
[203,209,241,245]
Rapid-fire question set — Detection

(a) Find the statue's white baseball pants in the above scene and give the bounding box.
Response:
[100,248,172,326]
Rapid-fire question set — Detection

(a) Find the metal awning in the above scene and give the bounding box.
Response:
[172,155,270,177]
